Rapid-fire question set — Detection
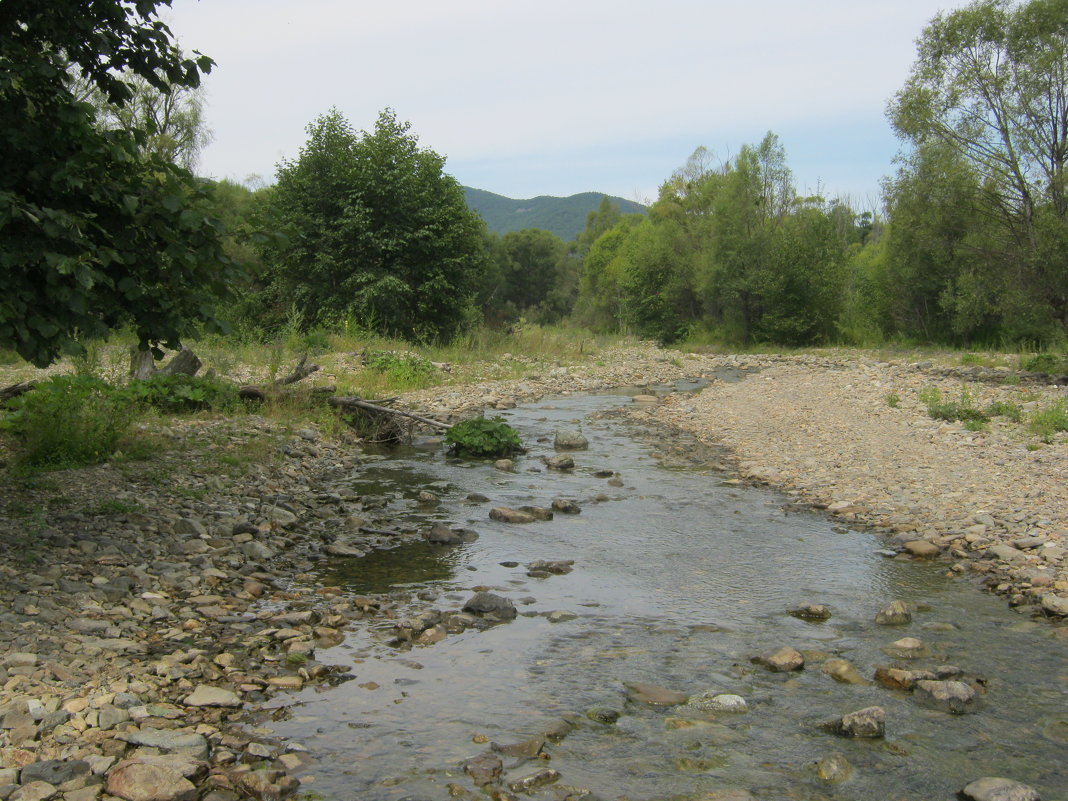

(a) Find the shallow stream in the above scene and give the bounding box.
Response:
[271,389,1067,800]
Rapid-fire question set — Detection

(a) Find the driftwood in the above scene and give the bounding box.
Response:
[328,396,451,431]
[130,347,202,381]
[238,354,323,400]
[0,381,37,404]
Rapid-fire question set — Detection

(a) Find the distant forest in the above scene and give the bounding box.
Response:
[6,0,1068,368]
[462,187,646,241]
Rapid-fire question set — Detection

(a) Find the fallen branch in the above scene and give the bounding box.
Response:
[0,381,37,404]
[276,353,319,386]
[238,354,322,400]
[327,396,451,431]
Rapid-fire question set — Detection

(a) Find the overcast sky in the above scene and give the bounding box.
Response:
[165,0,970,207]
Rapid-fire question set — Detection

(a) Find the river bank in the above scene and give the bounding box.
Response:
[0,344,1065,801]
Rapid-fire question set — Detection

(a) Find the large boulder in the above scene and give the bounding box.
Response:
[875,600,912,625]
[913,680,981,714]
[463,592,517,620]
[753,646,804,672]
[826,706,885,738]
[106,760,197,801]
[554,429,589,450]
[961,777,1041,801]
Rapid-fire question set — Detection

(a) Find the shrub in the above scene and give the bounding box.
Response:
[886,392,901,408]
[1022,353,1062,373]
[1030,398,1068,442]
[364,351,436,384]
[922,386,988,422]
[1,375,135,468]
[125,373,239,413]
[445,417,522,457]
[986,400,1023,422]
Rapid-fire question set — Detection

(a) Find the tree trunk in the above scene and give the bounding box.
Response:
[130,346,202,380]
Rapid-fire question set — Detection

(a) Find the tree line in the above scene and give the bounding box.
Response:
[2,0,1067,369]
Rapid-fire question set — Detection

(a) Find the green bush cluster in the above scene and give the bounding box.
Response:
[364,351,436,384]
[1,375,135,469]
[1021,353,1067,373]
[125,373,239,413]
[444,417,522,458]
[1030,399,1068,442]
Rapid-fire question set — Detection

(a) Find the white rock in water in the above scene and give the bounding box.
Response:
[183,684,242,708]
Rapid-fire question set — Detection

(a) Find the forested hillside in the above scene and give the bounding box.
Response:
[463,187,646,240]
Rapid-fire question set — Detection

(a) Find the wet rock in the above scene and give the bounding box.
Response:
[821,658,869,685]
[518,506,554,521]
[464,753,502,787]
[913,680,981,714]
[960,777,1041,801]
[507,768,560,792]
[235,770,299,801]
[527,559,573,575]
[586,707,620,724]
[462,592,517,620]
[753,646,804,672]
[19,760,89,786]
[875,600,912,625]
[987,544,1027,564]
[467,493,491,503]
[1040,593,1068,617]
[554,429,589,450]
[550,498,581,514]
[826,706,885,738]
[873,666,936,690]
[882,637,928,659]
[489,507,536,524]
[494,459,515,472]
[904,540,941,557]
[623,682,689,706]
[546,611,577,623]
[543,455,574,471]
[183,685,242,708]
[697,792,756,801]
[687,692,748,713]
[122,729,209,759]
[106,759,196,801]
[323,543,364,557]
[816,753,853,784]
[789,604,831,621]
[491,738,544,759]
[424,524,464,545]
[631,394,659,404]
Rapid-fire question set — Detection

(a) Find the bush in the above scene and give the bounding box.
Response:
[125,373,239,413]
[922,386,988,422]
[1,375,135,468]
[1022,353,1063,373]
[986,400,1023,422]
[364,351,436,384]
[445,417,522,457]
[1030,398,1068,442]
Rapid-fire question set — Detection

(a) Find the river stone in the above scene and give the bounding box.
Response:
[491,737,545,759]
[551,498,581,514]
[508,768,560,792]
[544,455,575,470]
[462,592,517,620]
[904,540,940,557]
[554,429,589,450]
[790,604,831,621]
[687,692,748,713]
[494,459,514,472]
[20,760,89,786]
[586,706,620,724]
[10,782,57,801]
[987,544,1027,564]
[816,753,853,784]
[828,706,885,738]
[463,753,502,787]
[631,394,659,404]
[123,729,209,758]
[240,540,275,561]
[914,680,981,714]
[755,646,804,672]
[883,637,927,659]
[875,600,912,625]
[874,666,936,690]
[1041,593,1068,617]
[424,524,464,545]
[489,507,536,524]
[698,792,756,801]
[546,611,577,623]
[821,658,869,685]
[961,777,1041,801]
[106,759,196,801]
[518,505,554,521]
[624,682,689,706]
[183,685,242,708]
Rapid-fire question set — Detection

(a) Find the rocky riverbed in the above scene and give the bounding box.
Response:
[0,345,1065,801]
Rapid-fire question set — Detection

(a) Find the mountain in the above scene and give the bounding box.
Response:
[462,187,646,241]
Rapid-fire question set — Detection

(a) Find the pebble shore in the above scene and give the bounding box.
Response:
[0,345,1065,800]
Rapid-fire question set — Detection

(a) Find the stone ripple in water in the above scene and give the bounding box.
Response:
[272,392,1067,801]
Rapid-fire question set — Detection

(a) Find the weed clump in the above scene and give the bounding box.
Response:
[445,417,522,458]
[126,373,239,413]
[363,350,436,386]
[1,375,135,469]
[1030,398,1068,442]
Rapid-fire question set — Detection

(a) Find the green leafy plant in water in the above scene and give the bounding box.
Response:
[445,416,522,457]
[1,375,136,469]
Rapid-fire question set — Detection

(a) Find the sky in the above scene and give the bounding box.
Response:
[165,0,972,208]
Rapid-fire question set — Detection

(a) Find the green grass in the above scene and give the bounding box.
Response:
[886,392,901,408]
[1030,398,1068,442]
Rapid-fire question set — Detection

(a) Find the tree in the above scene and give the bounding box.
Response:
[889,0,1068,335]
[262,108,486,341]
[75,70,213,171]
[0,0,239,367]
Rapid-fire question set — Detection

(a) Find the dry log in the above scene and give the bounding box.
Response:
[238,354,324,400]
[130,346,202,380]
[327,396,451,431]
[275,353,319,385]
[0,381,37,404]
